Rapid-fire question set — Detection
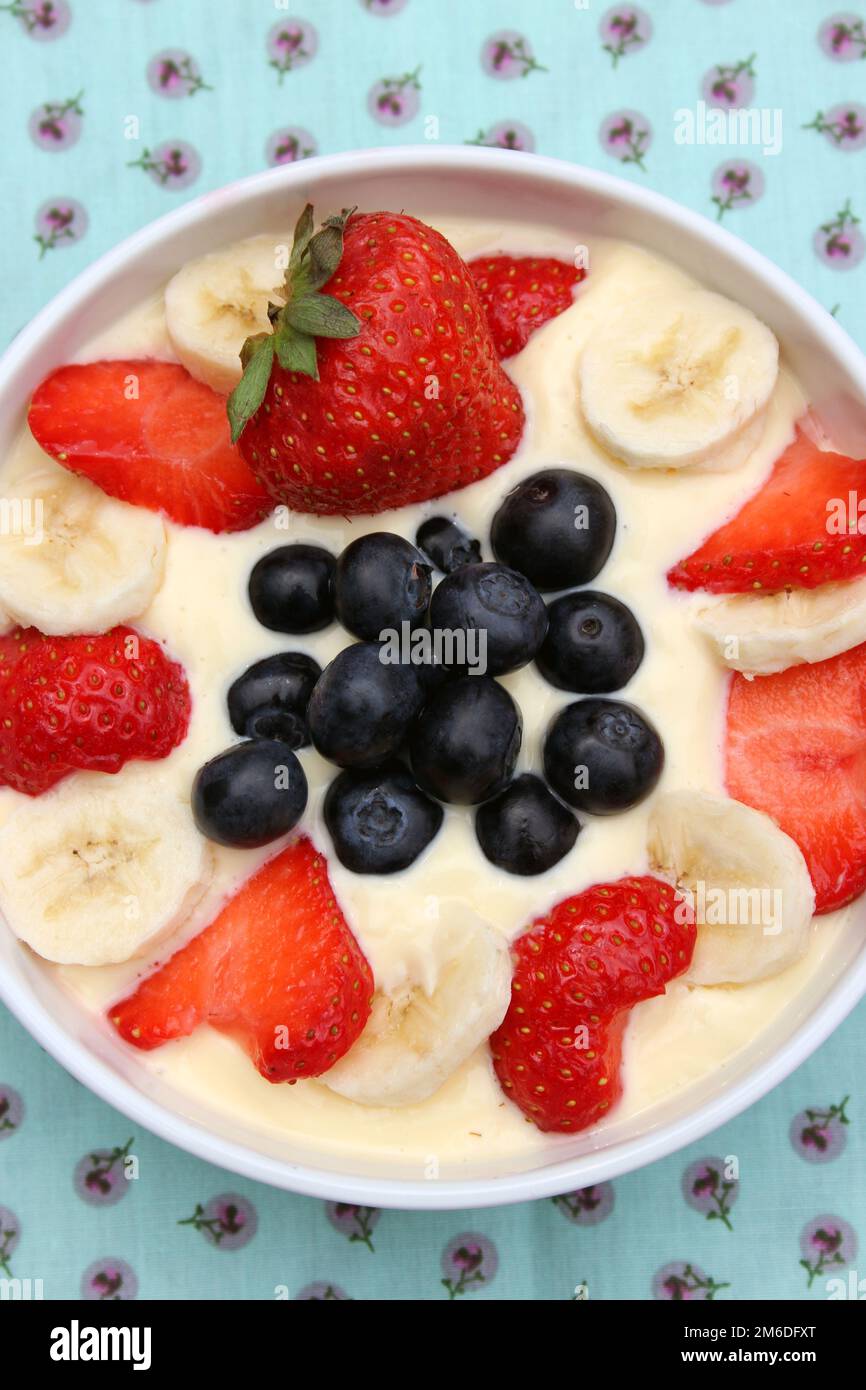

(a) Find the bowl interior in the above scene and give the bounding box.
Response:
[2,148,866,1208]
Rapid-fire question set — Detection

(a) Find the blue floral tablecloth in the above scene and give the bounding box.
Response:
[0,0,864,1302]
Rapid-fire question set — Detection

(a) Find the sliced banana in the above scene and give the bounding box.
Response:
[647,790,814,986]
[0,451,165,636]
[323,902,512,1107]
[0,773,212,966]
[696,578,866,675]
[165,233,291,395]
[578,287,779,471]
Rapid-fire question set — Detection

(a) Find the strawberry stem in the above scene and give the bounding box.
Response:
[227,203,362,442]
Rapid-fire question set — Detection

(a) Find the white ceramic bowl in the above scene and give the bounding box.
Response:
[2,147,866,1210]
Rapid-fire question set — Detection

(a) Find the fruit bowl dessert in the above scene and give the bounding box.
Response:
[1,149,865,1208]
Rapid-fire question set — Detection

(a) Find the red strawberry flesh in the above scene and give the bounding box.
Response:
[725,641,866,913]
[109,837,374,1083]
[28,360,271,534]
[668,428,866,593]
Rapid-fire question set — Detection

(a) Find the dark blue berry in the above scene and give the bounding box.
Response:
[428,561,547,676]
[543,698,663,815]
[192,739,308,848]
[248,544,335,634]
[227,652,321,749]
[536,591,644,693]
[491,468,616,591]
[409,675,521,804]
[324,764,443,874]
[334,532,432,641]
[307,641,425,768]
[416,516,482,574]
[475,774,580,875]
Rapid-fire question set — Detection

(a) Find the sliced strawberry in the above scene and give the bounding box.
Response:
[725,641,866,913]
[109,837,374,1081]
[0,625,190,796]
[468,255,583,359]
[491,877,695,1133]
[668,429,866,593]
[28,360,271,534]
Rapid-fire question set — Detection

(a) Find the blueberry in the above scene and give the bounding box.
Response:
[227,652,321,749]
[307,641,426,769]
[416,516,482,574]
[334,533,432,641]
[324,763,443,874]
[248,544,335,634]
[536,591,644,693]
[409,675,521,804]
[491,468,616,591]
[543,698,663,815]
[475,774,580,875]
[192,739,308,848]
[428,562,547,676]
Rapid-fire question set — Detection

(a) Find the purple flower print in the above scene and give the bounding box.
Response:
[146,50,212,100]
[361,0,408,13]
[814,203,865,269]
[34,197,87,257]
[711,159,765,220]
[0,1085,24,1138]
[652,1261,730,1300]
[128,140,201,191]
[552,1183,615,1225]
[74,1137,134,1207]
[441,1233,499,1299]
[28,90,83,151]
[295,1282,351,1300]
[367,67,421,126]
[267,18,318,83]
[467,121,535,152]
[818,13,866,61]
[179,1194,258,1250]
[81,1258,138,1301]
[599,7,652,68]
[480,31,546,80]
[266,127,317,167]
[599,109,652,170]
[325,1202,380,1252]
[804,103,866,150]
[0,1207,20,1277]
[701,54,756,109]
[0,0,70,40]
[800,1215,858,1287]
[682,1157,739,1230]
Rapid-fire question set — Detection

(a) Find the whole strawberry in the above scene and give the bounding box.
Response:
[229,205,525,514]
[491,876,695,1133]
[0,625,191,796]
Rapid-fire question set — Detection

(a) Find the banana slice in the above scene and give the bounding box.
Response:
[322,902,512,1107]
[0,451,166,636]
[0,774,212,966]
[578,287,779,471]
[647,790,814,985]
[696,578,866,675]
[165,233,291,395]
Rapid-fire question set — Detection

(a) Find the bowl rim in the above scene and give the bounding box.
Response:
[2,144,866,1211]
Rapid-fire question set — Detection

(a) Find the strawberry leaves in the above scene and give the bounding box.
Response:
[227,204,361,443]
